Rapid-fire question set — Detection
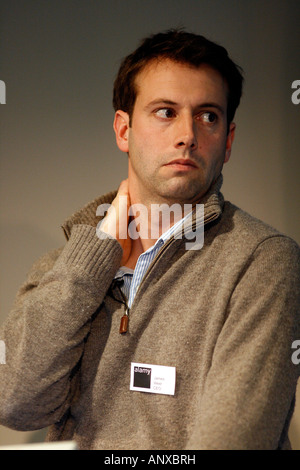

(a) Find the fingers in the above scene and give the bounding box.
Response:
[117,178,129,196]
[99,179,131,250]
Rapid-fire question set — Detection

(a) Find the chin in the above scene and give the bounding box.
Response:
[160,179,208,204]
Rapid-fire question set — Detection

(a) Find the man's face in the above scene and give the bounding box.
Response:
[114,59,235,205]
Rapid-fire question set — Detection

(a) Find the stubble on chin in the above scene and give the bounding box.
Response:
[150,175,210,206]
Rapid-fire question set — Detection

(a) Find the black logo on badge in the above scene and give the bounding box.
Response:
[133,366,152,389]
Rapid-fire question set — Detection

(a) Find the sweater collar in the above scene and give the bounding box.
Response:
[61,174,224,241]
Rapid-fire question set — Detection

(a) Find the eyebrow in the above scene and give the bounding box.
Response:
[145,99,225,114]
[145,99,177,109]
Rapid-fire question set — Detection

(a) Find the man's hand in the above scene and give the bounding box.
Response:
[100,179,132,266]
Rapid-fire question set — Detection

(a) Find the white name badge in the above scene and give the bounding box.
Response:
[130,362,176,396]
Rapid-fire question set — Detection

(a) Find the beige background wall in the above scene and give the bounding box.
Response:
[0,0,299,448]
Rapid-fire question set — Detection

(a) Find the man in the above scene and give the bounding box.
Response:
[0,30,299,450]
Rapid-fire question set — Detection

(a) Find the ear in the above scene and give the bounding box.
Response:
[224,122,236,163]
[113,110,130,153]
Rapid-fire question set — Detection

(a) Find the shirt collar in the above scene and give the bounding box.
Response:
[114,210,192,280]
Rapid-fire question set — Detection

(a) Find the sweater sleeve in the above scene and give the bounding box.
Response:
[0,224,122,431]
[187,235,300,450]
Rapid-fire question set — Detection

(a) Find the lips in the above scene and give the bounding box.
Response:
[165,158,198,168]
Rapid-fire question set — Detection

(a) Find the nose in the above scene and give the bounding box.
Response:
[174,115,198,150]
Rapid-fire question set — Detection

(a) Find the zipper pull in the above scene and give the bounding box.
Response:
[119,308,129,334]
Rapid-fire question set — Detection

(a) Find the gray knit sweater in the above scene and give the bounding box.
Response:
[0,177,299,450]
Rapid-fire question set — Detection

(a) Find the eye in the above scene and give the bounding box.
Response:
[155,108,176,119]
[201,111,217,124]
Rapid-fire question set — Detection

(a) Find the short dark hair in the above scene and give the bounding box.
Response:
[113,29,244,127]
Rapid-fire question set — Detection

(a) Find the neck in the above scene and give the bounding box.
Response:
[127,188,192,260]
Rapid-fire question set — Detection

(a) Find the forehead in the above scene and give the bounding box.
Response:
[134,58,228,107]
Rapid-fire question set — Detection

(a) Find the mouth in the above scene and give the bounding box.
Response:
[164,158,198,170]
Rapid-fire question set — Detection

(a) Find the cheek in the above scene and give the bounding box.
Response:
[202,130,227,154]
[129,125,165,160]
[197,135,228,172]
[129,125,150,155]
[132,116,169,144]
